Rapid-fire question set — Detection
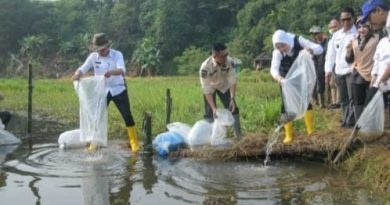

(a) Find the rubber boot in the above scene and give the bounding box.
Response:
[232,114,242,139]
[127,126,140,152]
[304,110,314,135]
[88,143,98,152]
[283,122,294,144]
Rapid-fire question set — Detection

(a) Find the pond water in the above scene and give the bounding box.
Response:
[0,117,384,205]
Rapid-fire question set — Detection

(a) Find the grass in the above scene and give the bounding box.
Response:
[0,70,332,139]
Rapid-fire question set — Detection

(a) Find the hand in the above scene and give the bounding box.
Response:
[72,71,81,81]
[306,48,314,55]
[229,98,236,113]
[212,108,217,119]
[104,70,112,78]
[276,76,285,84]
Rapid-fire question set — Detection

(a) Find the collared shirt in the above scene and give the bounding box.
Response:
[78,49,126,96]
[270,36,323,79]
[372,37,390,90]
[325,26,358,75]
[199,56,237,95]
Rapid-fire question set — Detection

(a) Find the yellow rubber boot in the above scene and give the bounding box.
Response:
[127,126,140,152]
[304,110,314,135]
[283,122,294,144]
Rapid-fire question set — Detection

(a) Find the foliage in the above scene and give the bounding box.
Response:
[132,37,161,76]
[174,46,209,75]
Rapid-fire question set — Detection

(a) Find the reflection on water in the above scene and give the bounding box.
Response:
[0,116,385,204]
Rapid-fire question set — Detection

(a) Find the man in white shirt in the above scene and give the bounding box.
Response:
[73,33,139,152]
[325,7,358,127]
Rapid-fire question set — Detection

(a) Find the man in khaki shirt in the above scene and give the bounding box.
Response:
[199,43,241,138]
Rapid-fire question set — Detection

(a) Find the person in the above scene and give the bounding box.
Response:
[199,43,241,139]
[0,94,11,130]
[310,25,328,108]
[327,18,342,109]
[345,18,379,121]
[360,0,390,85]
[325,7,358,128]
[270,29,323,144]
[72,33,139,152]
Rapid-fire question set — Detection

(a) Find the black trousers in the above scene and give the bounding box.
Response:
[203,89,239,121]
[107,90,135,127]
[351,70,370,106]
[0,111,11,128]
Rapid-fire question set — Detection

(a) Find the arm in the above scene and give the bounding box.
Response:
[72,53,94,80]
[270,50,284,83]
[298,36,323,55]
[324,37,336,82]
[105,51,126,78]
[345,40,354,64]
[380,63,390,83]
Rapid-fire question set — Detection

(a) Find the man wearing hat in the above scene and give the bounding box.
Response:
[73,33,139,152]
[310,25,328,108]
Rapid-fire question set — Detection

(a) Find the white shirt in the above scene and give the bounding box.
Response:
[78,49,126,96]
[200,56,237,95]
[270,36,323,79]
[372,37,390,90]
[386,14,390,37]
[325,26,357,75]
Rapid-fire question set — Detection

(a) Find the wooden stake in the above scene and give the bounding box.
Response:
[27,63,33,149]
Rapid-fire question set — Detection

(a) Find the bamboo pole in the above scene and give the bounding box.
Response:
[165,88,172,128]
[27,63,33,149]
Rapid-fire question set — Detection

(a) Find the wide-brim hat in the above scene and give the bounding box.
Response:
[309,25,322,34]
[92,33,112,51]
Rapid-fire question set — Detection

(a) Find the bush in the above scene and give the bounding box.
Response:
[174,46,209,75]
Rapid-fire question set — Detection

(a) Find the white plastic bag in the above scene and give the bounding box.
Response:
[187,120,212,149]
[166,122,192,144]
[58,129,87,149]
[0,129,21,145]
[210,109,234,146]
[281,50,316,120]
[0,120,4,130]
[74,76,108,146]
[356,91,385,142]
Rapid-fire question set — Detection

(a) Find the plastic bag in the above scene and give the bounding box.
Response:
[58,129,87,149]
[152,131,185,156]
[0,129,21,145]
[281,50,316,120]
[356,91,385,142]
[74,76,108,146]
[210,109,234,146]
[187,120,212,149]
[166,122,191,144]
[0,120,4,130]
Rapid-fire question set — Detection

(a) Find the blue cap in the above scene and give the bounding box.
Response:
[361,0,385,23]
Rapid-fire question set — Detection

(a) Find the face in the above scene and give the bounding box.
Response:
[213,49,228,65]
[328,20,341,33]
[340,12,354,31]
[98,47,110,57]
[368,7,387,29]
[275,43,289,53]
[358,24,370,37]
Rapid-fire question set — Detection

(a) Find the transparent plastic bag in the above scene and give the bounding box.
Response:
[210,109,234,146]
[58,129,87,149]
[166,122,191,144]
[74,76,108,146]
[152,131,185,156]
[187,120,212,149]
[356,91,384,142]
[281,50,316,120]
[0,129,21,145]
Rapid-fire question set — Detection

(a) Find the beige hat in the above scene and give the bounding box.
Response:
[92,33,111,51]
[309,26,322,34]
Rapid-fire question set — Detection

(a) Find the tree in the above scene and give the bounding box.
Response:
[132,37,160,76]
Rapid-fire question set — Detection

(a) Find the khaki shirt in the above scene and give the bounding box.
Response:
[199,56,237,95]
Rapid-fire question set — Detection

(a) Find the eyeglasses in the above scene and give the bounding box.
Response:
[341,17,352,22]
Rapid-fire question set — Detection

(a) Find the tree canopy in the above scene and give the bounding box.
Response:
[0,0,385,77]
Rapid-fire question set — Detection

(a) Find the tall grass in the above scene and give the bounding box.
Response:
[0,70,330,139]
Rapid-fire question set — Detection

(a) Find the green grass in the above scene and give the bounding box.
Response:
[0,70,331,140]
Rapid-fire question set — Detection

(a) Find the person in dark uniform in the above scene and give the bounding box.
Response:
[270,30,323,144]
